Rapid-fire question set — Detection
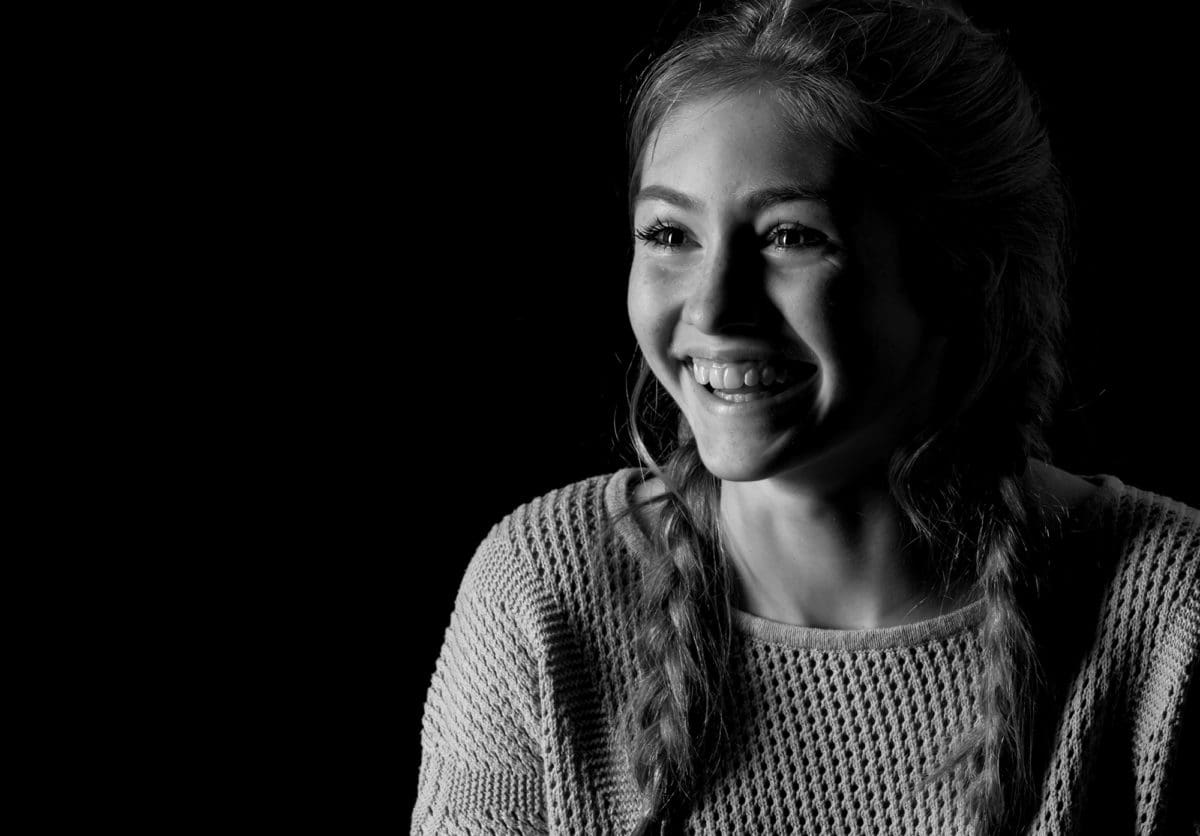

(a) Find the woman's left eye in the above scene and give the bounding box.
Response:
[766,224,827,249]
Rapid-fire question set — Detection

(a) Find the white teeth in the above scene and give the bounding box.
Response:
[687,355,820,403]
[689,356,814,390]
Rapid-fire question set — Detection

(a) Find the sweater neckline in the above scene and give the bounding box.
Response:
[604,465,1123,651]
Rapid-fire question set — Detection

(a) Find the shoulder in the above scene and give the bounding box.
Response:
[1108,481,1199,655]
[487,469,640,569]
[1063,470,1200,680]
[1030,460,1197,578]
[1033,468,1197,755]
[1106,478,1199,593]
[1099,481,1200,802]
[463,469,649,635]
[1032,462,1197,663]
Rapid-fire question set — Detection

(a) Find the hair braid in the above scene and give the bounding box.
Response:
[622,399,737,834]
[969,471,1043,832]
[898,450,1050,835]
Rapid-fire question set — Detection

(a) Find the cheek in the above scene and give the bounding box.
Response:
[627,270,684,393]
[791,262,905,371]
[626,268,673,350]
[770,270,842,357]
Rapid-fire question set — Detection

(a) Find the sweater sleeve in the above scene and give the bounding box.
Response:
[1128,496,1200,834]
[411,528,548,835]
[1149,562,1200,834]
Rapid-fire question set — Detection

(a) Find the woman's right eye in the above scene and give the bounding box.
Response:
[635,222,692,249]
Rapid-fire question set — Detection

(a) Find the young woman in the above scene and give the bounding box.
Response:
[412,1,1198,833]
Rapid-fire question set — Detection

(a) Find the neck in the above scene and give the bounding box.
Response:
[719,467,965,629]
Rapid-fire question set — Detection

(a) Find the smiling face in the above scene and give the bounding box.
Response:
[627,90,947,486]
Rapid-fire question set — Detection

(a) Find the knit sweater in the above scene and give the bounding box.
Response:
[412,468,1199,835]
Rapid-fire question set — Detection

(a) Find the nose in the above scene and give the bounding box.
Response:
[682,234,765,333]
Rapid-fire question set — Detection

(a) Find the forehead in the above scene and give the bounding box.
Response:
[640,90,839,199]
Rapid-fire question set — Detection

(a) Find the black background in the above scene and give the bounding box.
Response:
[401,0,1199,820]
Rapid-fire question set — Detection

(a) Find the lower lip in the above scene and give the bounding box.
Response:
[685,365,819,416]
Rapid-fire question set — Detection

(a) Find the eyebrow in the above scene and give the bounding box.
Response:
[745,184,830,211]
[633,183,831,213]
[632,185,701,212]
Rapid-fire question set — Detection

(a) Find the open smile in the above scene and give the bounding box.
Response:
[681,359,819,415]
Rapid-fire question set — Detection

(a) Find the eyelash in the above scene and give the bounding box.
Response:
[634,219,691,249]
[634,219,828,251]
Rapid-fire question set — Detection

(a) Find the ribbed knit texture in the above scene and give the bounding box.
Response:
[412,468,1199,835]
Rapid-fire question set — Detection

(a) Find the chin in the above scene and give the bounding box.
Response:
[695,426,898,489]
[694,436,800,483]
